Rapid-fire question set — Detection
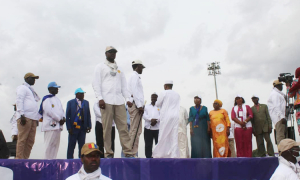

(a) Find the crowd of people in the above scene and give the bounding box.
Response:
[9,46,300,160]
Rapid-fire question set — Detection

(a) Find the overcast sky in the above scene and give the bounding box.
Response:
[0,0,299,159]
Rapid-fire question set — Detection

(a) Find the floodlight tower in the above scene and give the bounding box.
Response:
[207,62,221,99]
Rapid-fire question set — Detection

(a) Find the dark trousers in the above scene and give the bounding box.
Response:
[95,121,115,158]
[67,130,86,159]
[144,128,159,158]
[256,132,274,156]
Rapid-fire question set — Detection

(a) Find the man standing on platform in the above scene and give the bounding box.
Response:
[178,106,189,158]
[40,82,65,159]
[16,72,41,159]
[143,93,160,158]
[66,88,92,159]
[128,60,145,156]
[94,101,116,158]
[66,142,111,180]
[92,46,135,158]
[251,95,274,157]
[152,80,180,158]
[267,80,286,144]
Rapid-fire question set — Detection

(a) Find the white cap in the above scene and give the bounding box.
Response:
[194,95,202,99]
[132,60,145,68]
[152,92,158,95]
[252,94,259,98]
[236,94,243,98]
[105,46,117,52]
[164,80,173,85]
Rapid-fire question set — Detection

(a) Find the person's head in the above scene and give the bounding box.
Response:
[194,95,201,106]
[151,93,158,104]
[164,80,173,90]
[132,60,145,74]
[105,46,117,62]
[24,73,39,86]
[273,80,283,91]
[251,95,259,105]
[48,82,61,95]
[234,95,245,106]
[81,143,102,173]
[213,99,222,110]
[75,88,85,100]
[279,139,300,164]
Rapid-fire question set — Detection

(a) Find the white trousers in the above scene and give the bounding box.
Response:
[178,132,189,158]
[44,129,61,159]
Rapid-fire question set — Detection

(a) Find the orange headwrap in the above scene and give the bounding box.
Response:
[214,99,223,107]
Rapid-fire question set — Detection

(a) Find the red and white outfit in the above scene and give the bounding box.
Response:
[231,104,253,157]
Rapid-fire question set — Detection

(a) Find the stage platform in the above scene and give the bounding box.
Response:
[0,157,278,180]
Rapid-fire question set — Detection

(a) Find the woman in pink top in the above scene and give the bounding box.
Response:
[231,95,253,157]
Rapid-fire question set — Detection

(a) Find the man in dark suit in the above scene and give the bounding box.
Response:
[251,95,274,157]
[66,88,91,159]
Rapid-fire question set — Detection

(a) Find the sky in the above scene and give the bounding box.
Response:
[0,0,299,159]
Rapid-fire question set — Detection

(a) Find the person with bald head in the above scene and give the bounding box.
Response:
[152,80,181,158]
[209,99,231,158]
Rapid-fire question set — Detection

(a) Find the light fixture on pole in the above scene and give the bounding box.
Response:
[207,62,221,99]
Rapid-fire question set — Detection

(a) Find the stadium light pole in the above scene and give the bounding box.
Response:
[207,62,221,99]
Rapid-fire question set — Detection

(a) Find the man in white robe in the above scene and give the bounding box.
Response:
[178,106,189,158]
[152,80,180,158]
[40,82,65,159]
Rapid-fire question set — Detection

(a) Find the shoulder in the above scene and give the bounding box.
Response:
[66,173,79,180]
[201,106,207,110]
[68,99,75,103]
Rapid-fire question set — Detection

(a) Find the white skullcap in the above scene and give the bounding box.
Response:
[194,95,202,99]
[236,94,243,98]
[252,94,259,98]
[164,80,173,85]
[152,92,158,95]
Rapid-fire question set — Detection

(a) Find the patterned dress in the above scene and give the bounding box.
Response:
[209,109,231,157]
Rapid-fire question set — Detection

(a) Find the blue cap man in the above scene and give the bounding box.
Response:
[66,87,92,159]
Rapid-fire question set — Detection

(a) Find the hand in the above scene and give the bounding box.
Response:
[68,129,73,135]
[240,121,246,128]
[20,115,26,126]
[151,119,157,126]
[281,118,287,124]
[268,127,272,133]
[127,101,133,108]
[59,119,65,126]
[99,100,106,109]
[252,131,256,136]
[226,128,230,137]
[12,135,18,141]
[190,129,194,136]
[138,107,144,115]
[86,128,91,133]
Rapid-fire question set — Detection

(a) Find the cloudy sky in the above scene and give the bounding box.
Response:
[0,0,299,159]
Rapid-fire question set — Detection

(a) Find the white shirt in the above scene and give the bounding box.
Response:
[127,71,144,108]
[66,174,111,180]
[16,83,41,120]
[10,112,19,136]
[143,104,160,130]
[267,87,286,125]
[93,102,115,127]
[92,61,131,105]
[41,95,65,132]
[228,119,235,139]
[270,156,300,180]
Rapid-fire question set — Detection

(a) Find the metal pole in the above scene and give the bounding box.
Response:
[213,63,218,99]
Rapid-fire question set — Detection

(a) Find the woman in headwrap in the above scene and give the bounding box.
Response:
[188,95,212,158]
[231,95,253,157]
[288,67,300,135]
[209,100,231,157]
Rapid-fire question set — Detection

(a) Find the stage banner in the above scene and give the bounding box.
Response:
[0,157,279,180]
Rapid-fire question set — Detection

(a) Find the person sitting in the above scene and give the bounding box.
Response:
[66,142,111,180]
[270,139,300,179]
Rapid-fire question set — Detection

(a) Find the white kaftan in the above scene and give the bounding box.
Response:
[178,106,189,158]
[152,89,180,158]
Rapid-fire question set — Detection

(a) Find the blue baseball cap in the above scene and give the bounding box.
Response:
[48,82,61,88]
[75,88,85,95]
